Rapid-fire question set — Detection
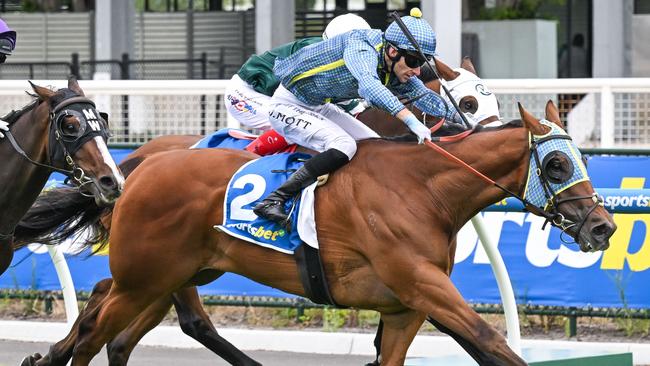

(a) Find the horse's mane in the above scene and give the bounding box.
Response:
[1,98,39,124]
[473,119,523,133]
[383,119,523,143]
[0,87,78,125]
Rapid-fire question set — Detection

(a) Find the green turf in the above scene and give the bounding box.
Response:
[529,352,633,366]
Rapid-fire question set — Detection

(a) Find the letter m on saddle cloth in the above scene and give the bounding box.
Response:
[216,153,337,305]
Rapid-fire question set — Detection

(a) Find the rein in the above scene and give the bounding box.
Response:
[422,125,601,246]
[4,130,77,176]
[2,96,100,187]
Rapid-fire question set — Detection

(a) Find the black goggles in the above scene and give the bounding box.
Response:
[401,51,430,68]
[397,49,431,69]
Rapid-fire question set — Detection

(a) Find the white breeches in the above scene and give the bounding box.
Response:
[268,85,379,159]
[224,74,273,131]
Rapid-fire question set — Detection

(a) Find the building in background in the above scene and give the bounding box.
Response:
[0,0,646,80]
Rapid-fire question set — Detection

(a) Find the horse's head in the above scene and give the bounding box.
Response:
[518,100,616,252]
[29,77,124,205]
[424,57,501,127]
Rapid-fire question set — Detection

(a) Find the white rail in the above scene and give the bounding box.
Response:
[2,78,650,148]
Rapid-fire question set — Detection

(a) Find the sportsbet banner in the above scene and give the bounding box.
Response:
[1,152,650,308]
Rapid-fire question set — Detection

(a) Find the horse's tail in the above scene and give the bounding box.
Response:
[12,187,108,251]
[13,156,147,252]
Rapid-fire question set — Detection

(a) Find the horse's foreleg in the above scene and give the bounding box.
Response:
[376,310,426,366]
[105,295,174,365]
[365,319,384,366]
[71,285,163,366]
[20,279,113,366]
[407,268,526,366]
[172,286,262,366]
[0,239,14,276]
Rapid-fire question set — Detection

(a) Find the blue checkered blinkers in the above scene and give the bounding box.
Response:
[523,120,589,210]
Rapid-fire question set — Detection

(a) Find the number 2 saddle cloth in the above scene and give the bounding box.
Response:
[214,152,319,254]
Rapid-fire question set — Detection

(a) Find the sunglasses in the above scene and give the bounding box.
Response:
[401,51,430,68]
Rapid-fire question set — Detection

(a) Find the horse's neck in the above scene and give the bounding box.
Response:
[0,104,52,233]
[352,127,529,232]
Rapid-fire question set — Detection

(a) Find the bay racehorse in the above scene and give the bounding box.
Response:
[0,77,123,276]
[16,58,503,366]
[18,99,615,366]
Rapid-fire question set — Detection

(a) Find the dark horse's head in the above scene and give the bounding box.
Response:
[518,101,616,252]
[18,77,124,205]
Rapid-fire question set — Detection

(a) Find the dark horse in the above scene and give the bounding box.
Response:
[17,58,500,366]
[17,99,615,366]
[0,77,123,276]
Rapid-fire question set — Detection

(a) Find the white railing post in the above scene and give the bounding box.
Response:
[47,246,79,326]
[471,215,522,355]
[600,85,615,148]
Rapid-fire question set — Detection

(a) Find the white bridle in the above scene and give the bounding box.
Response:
[440,68,502,127]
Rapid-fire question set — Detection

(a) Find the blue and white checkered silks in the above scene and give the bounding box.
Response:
[522,120,589,210]
[384,12,436,57]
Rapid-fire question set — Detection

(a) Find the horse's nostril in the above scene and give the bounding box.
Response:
[99,176,117,190]
[591,222,612,239]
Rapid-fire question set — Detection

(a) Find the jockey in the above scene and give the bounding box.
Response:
[253,8,462,226]
[225,13,370,155]
[0,18,16,64]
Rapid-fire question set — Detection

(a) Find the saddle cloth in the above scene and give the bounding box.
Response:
[190,128,256,150]
[215,152,319,254]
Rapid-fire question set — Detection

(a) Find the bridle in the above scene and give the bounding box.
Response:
[525,130,603,246]
[2,95,110,190]
[424,120,602,248]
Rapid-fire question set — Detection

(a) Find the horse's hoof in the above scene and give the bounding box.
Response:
[20,353,43,366]
[20,355,37,366]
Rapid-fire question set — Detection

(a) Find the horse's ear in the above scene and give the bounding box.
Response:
[99,111,109,125]
[544,100,565,130]
[67,75,85,96]
[518,102,549,135]
[433,57,459,81]
[460,56,478,76]
[28,81,56,100]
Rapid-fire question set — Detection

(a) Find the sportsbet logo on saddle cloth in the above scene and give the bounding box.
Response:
[215,153,319,254]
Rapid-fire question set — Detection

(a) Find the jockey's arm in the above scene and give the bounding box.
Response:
[343,37,410,116]
[397,77,462,123]
[343,38,431,142]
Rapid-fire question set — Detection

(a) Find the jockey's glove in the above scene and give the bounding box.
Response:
[0,120,8,138]
[404,114,432,144]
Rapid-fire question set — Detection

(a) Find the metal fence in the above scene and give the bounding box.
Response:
[0,50,253,80]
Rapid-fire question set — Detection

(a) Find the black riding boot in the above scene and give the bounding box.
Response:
[253,165,317,226]
[253,148,350,227]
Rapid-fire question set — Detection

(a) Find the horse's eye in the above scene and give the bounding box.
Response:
[542,151,574,184]
[550,160,562,170]
[459,96,478,113]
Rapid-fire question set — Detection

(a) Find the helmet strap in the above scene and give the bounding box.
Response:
[383,41,402,78]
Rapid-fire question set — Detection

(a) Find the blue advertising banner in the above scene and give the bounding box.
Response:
[2,151,650,308]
